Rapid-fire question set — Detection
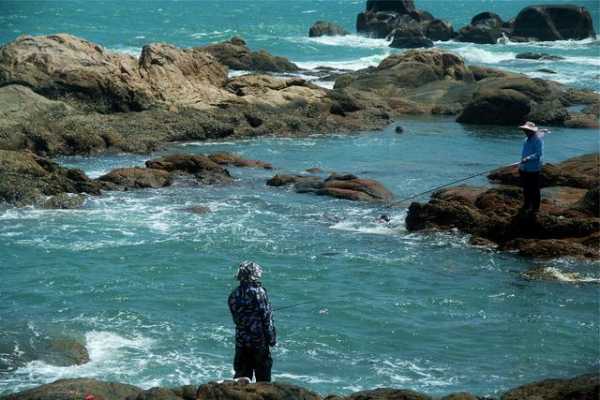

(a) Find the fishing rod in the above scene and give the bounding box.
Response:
[388,161,521,207]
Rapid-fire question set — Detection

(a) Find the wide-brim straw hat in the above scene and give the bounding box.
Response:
[519,121,539,133]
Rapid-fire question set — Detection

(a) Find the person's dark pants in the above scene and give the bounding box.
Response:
[233,345,272,382]
[520,170,541,212]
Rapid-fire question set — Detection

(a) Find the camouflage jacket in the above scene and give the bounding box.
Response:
[228,282,276,348]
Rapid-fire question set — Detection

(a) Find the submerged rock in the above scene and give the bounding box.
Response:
[455,12,506,44]
[208,152,273,169]
[97,168,173,190]
[515,52,564,61]
[145,154,233,185]
[309,21,349,37]
[43,338,90,367]
[268,173,393,202]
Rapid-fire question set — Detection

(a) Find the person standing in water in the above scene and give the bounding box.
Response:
[518,121,544,214]
[228,261,276,382]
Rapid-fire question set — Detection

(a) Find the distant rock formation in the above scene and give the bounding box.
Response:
[309,21,349,37]
[354,1,595,45]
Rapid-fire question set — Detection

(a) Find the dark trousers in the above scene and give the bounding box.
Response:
[233,345,272,382]
[520,170,541,211]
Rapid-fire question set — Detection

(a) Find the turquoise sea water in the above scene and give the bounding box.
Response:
[1,1,600,397]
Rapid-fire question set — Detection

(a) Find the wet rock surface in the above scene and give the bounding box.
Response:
[97,168,173,190]
[0,149,101,208]
[268,173,393,203]
[309,21,349,37]
[3,374,599,400]
[405,154,600,260]
[511,5,596,42]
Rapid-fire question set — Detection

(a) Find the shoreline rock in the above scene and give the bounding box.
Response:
[1,373,598,400]
[405,153,600,260]
[309,21,349,37]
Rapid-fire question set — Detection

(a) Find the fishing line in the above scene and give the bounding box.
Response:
[387,161,522,208]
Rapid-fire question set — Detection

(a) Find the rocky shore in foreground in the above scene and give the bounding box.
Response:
[1,373,598,400]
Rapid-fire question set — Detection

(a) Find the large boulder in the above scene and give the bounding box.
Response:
[512,5,596,41]
[0,378,142,400]
[201,37,299,73]
[340,388,431,400]
[501,373,600,400]
[0,34,229,112]
[455,12,505,44]
[456,75,583,126]
[309,21,349,37]
[389,25,433,48]
[42,338,90,367]
[366,0,416,14]
[0,149,101,208]
[488,153,600,190]
[424,19,454,41]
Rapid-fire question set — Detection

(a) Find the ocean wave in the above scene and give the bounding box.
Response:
[108,45,142,58]
[448,45,516,64]
[503,37,599,50]
[299,34,391,49]
[295,53,389,71]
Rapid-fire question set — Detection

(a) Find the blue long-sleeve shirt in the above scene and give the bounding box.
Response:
[520,134,543,172]
[228,282,276,348]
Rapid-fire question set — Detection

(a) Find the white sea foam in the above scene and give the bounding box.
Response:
[300,34,391,49]
[448,45,516,64]
[537,267,600,283]
[108,46,142,58]
[296,53,389,71]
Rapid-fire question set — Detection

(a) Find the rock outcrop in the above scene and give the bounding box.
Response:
[201,37,299,73]
[511,5,596,42]
[0,149,101,208]
[0,35,393,157]
[268,173,393,202]
[356,0,454,44]
[354,2,595,44]
[207,152,273,169]
[455,12,507,44]
[405,154,600,260]
[3,374,599,400]
[501,373,600,400]
[309,21,349,37]
[515,52,564,61]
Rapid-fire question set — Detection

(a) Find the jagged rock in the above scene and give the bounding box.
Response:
[208,152,273,169]
[512,5,596,41]
[98,168,173,190]
[501,373,600,399]
[516,52,564,61]
[309,21,349,37]
[0,149,101,207]
[0,378,142,400]
[201,37,299,73]
[488,153,599,189]
[145,154,233,184]
[0,34,228,112]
